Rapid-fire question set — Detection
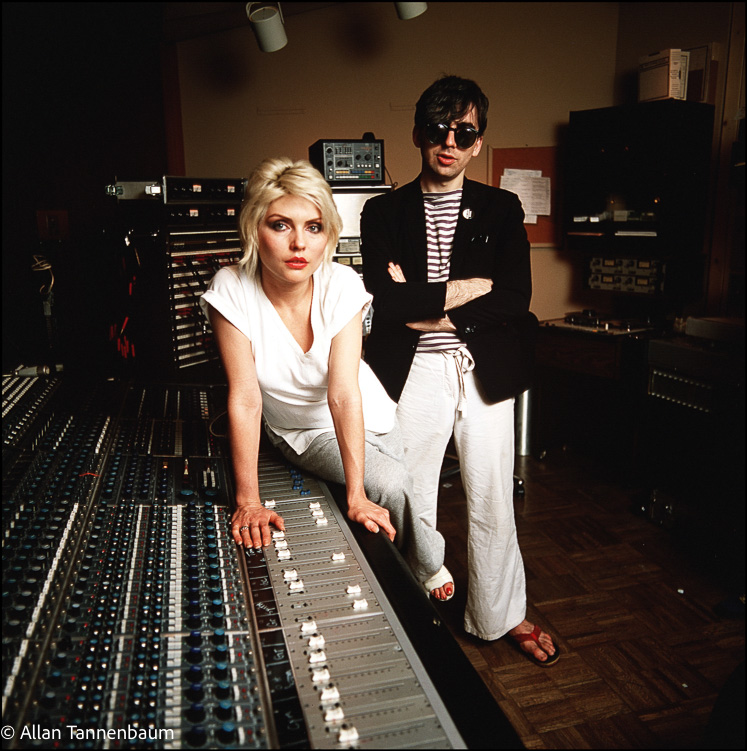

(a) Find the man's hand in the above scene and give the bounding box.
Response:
[347,497,396,541]
[231,503,285,548]
[388,262,406,283]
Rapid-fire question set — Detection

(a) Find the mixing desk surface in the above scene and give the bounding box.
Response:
[2,376,517,750]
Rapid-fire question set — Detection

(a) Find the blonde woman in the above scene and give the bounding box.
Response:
[200,158,453,600]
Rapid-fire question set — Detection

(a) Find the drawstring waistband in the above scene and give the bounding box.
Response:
[442,347,474,414]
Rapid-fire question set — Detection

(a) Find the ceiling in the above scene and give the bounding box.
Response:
[162,2,338,43]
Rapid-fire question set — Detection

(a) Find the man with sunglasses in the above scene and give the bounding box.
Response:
[360,75,558,666]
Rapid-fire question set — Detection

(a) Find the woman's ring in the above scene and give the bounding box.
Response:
[239,526,250,531]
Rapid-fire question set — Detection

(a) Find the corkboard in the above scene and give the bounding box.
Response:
[491,146,561,246]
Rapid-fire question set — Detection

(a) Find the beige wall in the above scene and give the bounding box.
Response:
[614,2,732,106]
[615,2,737,316]
[175,2,621,320]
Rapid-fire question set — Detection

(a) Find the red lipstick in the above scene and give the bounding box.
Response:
[285,257,308,269]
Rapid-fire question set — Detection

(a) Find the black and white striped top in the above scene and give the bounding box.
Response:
[417,190,466,353]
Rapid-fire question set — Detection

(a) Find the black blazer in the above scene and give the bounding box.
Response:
[360,177,537,403]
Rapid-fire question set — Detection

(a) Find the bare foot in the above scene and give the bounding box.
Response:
[423,565,454,601]
[430,583,454,600]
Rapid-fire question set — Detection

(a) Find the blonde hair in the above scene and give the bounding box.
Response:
[238,157,342,278]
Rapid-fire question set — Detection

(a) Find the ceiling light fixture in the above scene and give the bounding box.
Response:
[246,2,287,53]
[394,2,428,20]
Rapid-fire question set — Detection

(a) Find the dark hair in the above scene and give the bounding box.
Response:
[414,75,489,134]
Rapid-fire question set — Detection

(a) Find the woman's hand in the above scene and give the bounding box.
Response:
[231,502,285,548]
[347,496,396,542]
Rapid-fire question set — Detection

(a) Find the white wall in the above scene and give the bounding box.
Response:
[175,2,621,320]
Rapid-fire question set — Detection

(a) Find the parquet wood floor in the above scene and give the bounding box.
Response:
[433,449,745,749]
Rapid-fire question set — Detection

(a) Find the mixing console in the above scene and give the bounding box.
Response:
[2,376,468,749]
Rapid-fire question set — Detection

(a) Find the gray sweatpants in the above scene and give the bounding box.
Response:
[266,420,445,584]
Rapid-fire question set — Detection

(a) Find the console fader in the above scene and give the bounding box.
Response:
[2,376,466,749]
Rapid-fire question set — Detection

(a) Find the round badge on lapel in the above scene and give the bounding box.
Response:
[462,208,473,220]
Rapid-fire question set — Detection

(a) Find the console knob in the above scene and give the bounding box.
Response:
[320,684,340,702]
[217,722,236,744]
[215,700,234,720]
[307,633,325,650]
[300,618,317,634]
[215,680,231,699]
[185,725,206,747]
[186,683,204,701]
[187,703,206,723]
[211,628,227,645]
[324,704,345,723]
[308,649,326,664]
[311,667,330,683]
[338,724,359,744]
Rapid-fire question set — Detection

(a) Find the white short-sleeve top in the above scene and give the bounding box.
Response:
[199,261,396,453]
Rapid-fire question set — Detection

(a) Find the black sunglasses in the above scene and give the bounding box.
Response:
[424,122,481,150]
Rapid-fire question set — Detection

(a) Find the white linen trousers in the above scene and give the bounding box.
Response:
[396,348,527,640]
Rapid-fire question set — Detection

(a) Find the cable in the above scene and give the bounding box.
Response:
[31,254,57,349]
[208,409,228,438]
[31,254,55,297]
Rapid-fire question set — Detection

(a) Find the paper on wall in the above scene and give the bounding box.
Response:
[500,168,551,224]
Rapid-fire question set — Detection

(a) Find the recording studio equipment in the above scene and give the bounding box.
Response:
[106,174,387,377]
[106,177,246,381]
[534,102,717,464]
[327,180,391,336]
[2,374,516,749]
[587,256,665,295]
[330,186,391,297]
[540,309,655,337]
[642,318,744,577]
[563,100,714,306]
[309,139,385,185]
[648,317,744,415]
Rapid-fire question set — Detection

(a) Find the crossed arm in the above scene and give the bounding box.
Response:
[386,262,492,329]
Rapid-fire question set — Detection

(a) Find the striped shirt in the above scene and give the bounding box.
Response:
[416,190,466,353]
